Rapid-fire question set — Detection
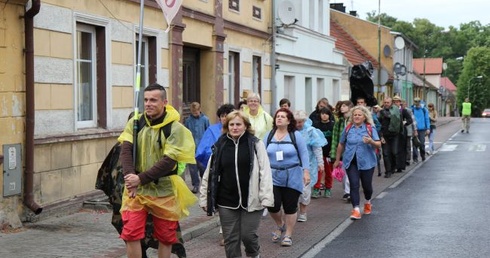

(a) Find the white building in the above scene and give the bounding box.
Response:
[272,0,344,113]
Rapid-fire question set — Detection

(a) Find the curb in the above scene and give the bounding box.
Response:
[182,216,220,242]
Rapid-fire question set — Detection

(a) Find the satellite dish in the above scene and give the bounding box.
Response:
[394,36,405,49]
[372,68,389,85]
[393,62,407,76]
[278,0,296,25]
[442,62,448,70]
[383,45,391,57]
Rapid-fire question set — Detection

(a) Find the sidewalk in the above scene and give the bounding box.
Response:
[0,117,458,258]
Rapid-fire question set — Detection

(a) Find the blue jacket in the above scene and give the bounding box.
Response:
[411,106,430,131]
[184,113,210,146]
[195,122,222,167]
[339,123,379,170]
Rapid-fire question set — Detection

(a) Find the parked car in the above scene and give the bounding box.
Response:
[482,109,490,117]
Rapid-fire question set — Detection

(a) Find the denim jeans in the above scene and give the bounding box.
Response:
[346,165,374,208]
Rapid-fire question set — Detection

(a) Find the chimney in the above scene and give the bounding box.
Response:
[330,3,346,13]
[349,11,358,17]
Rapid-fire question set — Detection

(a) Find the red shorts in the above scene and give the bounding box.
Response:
[120,210,178,245]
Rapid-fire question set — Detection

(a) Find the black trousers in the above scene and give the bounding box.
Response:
[382,136,399,174]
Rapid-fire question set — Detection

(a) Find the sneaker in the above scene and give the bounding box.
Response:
[297,213,307,222]
[350,209,361,220]
[364,203,372,215]
[324,188,332,198]
[311,188,320,199]
[342,193,350,201]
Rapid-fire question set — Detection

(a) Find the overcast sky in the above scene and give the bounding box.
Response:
[335,0,490,29]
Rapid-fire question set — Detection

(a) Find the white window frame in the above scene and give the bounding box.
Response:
[75,24,97,128]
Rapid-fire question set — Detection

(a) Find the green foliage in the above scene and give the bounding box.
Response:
[365,12,490,110]
[456,47,490,115]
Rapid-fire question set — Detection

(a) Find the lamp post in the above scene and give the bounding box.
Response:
[468,75,483,99]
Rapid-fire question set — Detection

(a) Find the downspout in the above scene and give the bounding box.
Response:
[24,0,43,215]
[270,0,277,111]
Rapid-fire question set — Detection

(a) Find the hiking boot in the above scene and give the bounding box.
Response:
[311,188,320,199]
[364,203,372,215]
[324,188,332,198]
[297,213,307,222]
[350,209,361,220]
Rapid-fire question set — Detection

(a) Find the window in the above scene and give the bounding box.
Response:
[252,56,261,94]
[229,0,239,11]
[229,51,240,103]
[252,6,261,19]
[76,24,97,127]
[74,13,109,129]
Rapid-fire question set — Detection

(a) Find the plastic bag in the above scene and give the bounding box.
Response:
[332,162,345,182]
[412,136,421,148]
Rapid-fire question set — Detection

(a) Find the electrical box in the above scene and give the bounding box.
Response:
[3,144,22,197]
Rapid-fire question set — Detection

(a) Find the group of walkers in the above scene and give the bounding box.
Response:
[113,83,438,258]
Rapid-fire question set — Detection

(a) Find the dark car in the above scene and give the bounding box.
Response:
[482,109,490,117]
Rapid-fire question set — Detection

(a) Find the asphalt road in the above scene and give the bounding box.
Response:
[309,118,490,258]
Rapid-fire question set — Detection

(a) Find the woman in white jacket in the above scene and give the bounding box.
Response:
[199,110,274,258]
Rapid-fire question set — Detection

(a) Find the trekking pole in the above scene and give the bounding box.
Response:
[133,0,145,167]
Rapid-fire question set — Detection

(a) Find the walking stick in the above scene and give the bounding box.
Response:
[133,0,145,167]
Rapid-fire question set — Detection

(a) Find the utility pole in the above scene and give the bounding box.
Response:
[377,0,381,99]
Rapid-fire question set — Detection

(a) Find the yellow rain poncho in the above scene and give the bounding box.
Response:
[118,105,197,221]
[243,105,273,140]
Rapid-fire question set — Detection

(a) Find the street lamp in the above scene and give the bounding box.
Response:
[468,75,483,99]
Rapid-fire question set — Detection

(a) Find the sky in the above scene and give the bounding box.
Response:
[334,0,490,29]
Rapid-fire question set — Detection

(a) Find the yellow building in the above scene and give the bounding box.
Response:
[0,0,272,227]
[331,9,395,100]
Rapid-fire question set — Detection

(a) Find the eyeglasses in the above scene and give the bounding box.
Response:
[248,100,259,103]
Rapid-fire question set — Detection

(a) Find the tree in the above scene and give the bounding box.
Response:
[456,47,490,116]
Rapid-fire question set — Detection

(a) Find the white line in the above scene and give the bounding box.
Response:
[376,192,388,199]
[300,218,353,258]
[439,144,458,151]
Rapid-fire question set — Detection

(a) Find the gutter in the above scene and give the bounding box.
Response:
[24,0,43,215]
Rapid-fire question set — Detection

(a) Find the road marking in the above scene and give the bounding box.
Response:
[376,192,388,199]
[468,144,486,152]
[301,218,353,258]
[439,144,458,151]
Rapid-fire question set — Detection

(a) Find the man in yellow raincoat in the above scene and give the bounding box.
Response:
[118,83,197,258]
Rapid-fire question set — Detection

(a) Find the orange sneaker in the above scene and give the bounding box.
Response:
[364,203,372,215]
[350,209,361,220]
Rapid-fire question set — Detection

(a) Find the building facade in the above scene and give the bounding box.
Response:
[274,0,344,113]
[0,0,272,227]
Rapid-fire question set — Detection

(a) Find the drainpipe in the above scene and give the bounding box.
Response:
[24,0,43,215]
[270,0,277,111]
